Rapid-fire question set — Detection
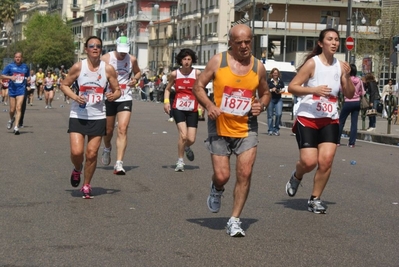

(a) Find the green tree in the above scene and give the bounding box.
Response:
[0,0,19,58]
[355,6,399,81]
[24,13,76,70]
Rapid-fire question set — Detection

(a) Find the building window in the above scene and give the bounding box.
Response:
[73,11,77,18]
[320,11,340,24]
[306,38,316,51]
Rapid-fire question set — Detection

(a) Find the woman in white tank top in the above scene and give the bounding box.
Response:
[59,36,121,199]
[285,28,355,214]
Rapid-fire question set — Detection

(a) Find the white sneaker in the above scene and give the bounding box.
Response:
[45,105,48,109]
[367,127,375,132]
[7,117,14,130]
[113,161,126,175]
[226,218,245,237]
[174,161,185,172]
[168,118,174,122]
[207,182,224,213]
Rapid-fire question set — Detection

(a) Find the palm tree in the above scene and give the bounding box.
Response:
[0,0,19,57]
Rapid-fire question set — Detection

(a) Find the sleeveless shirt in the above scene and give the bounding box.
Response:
[69,59,108,120]
[296,55,341,119]
[172,68,198,112]
[210,51,260,138]
[106,52,132,102]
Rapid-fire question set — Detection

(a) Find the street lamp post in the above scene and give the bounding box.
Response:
[154,3,160,75]
[353,9,366,64]
[263,4,273,60]
[115,26,120,38]
[345,0,352,62]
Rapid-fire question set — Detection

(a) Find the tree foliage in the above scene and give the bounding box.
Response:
[355,6,399,81]
[0,0,19,57]
[24,13,76,70]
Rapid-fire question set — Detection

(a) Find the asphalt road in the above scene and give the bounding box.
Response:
[1,93,398,267]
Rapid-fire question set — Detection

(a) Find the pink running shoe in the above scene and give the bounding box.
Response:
[81,184,93,199]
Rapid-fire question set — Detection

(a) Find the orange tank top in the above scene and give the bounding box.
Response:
[213,52,260,137]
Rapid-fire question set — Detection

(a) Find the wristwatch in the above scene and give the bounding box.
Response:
[261,103,267,112]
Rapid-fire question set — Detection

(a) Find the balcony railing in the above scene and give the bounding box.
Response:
[70,4,80,11]
[249,20,380,38]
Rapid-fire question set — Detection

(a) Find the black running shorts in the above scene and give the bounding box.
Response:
[105,100,132,116]
[68,118,106,136]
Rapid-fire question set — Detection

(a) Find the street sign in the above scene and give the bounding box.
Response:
[346,36,354,51]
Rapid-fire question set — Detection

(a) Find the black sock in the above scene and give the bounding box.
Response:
[310,195,318,200]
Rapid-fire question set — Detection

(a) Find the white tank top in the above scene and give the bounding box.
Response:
[296,55,341,119]
[69,59,108,120]
[30,75,36,89]
[106,52,132,102]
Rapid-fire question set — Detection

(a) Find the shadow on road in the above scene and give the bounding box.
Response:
[187,217,258,231]
[66,187,121,198]
[161,165,200,170]
[275,198,336,211]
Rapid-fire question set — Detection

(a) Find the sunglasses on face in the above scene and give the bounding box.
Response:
[87,44,102,49]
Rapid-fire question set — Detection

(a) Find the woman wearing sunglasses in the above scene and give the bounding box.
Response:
[60,36,121,199]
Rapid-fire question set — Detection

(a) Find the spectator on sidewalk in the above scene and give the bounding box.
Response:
[338,64,365,147]
[365,73,380,131]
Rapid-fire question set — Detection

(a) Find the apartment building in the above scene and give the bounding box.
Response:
[150,0,384,76]
[47,0,85,18]
[78,0,177,71]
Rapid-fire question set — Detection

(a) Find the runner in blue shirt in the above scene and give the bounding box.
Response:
[0,52,30,135]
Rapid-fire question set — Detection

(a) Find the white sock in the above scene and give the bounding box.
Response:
[229,216,239,222]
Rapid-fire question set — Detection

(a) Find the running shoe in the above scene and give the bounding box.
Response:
[13,127,20,135]
[81,184,93,199]
[308,197,327,214]
[70,168,81,187]
[226,218,245,237]
[273,131,280,136]
[45,105,48,109]
[285,171,301,197]
[168,117,174,122]
[207,182,224,213]
[268,131,273,136]
[185,147,194,161]
[101,147,111,166]
[7,117,14,130]
[175,161,185,172]
[114,161,126,175]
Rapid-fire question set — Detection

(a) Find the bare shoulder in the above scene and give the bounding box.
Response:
[69,62,82,76]
[129,54,137,62]
[206,53,222,72]
[101,53,110,63]
[105,62,117,74]
[256,59,266,76]
[170,70,177,78]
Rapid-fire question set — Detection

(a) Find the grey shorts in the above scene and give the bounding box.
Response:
[204,134,258,156]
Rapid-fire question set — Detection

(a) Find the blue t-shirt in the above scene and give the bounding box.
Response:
[1,62,30,95]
